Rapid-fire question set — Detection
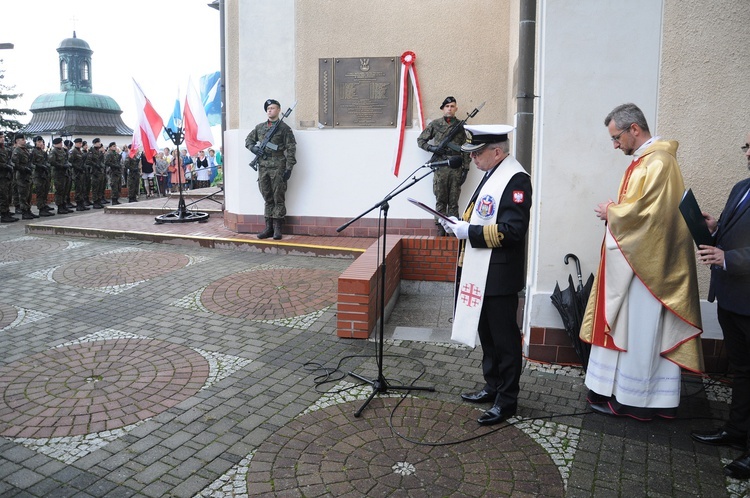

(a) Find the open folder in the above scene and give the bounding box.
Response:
[679,188,714,247]
[407,197,456,224]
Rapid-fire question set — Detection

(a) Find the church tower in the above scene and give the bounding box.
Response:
[57,31,93,93]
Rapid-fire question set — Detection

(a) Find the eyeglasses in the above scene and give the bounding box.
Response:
[469,147,497,158]
[742,144,749,152]
[610,126,632,143]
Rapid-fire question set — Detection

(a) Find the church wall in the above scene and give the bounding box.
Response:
[223,0,515,221]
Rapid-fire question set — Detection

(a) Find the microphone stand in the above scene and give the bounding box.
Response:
[338,164,439,418]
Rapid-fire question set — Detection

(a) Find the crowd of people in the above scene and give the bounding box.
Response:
[0,131,222,222]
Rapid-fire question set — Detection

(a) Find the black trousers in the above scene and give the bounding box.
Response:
[478,293,522,408]
[719,306,750,437]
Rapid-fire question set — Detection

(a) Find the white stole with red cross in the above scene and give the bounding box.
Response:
[451,157,526,347]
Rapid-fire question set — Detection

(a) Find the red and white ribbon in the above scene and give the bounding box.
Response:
[392,51,425,177]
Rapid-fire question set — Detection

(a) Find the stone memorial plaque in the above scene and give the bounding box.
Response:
[319,57,410,128]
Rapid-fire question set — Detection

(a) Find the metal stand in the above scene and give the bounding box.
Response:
[338,165,438,418]
[155,124,210,224]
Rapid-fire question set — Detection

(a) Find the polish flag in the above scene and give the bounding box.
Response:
[131,79,164,162]
[183,77,214,156]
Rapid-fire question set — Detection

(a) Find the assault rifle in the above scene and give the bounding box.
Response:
[249,101,298,171]
[427,101,486,162]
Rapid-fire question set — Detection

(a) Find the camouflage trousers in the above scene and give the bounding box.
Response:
[33,170,51,209]
[92,167,106,202]
[15,171,33,211]
[109,168,122,201]
[432,165,465,221]
[0,170,13,213]
[127,168,140,199]
[257,166,288,219]
[54,169,69,207]
[82,166,92,202]
[74,168,87,204]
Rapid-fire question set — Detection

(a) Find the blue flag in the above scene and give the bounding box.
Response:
[162,97,182,141]
[199,71,222,127]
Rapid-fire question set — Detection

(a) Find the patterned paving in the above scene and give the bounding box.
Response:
[50,247,191,290]
[201,266,339,320]
[0,236,71,263]
[244,397,565,497]
[0,337,209,439]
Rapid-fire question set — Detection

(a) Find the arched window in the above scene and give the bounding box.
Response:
[61,60,68,81]
[82,62,90,81]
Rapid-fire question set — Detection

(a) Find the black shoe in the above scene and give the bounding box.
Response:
[76,205,90,211]
[1,213,19,223]
[57,207,71,214]
[725,452,750,479]
[111,199,120,205]
[92,203,104,209]
[129,198,137,203]
[22,211,37,220]
[478,403,517,426]
[14,207,22,214]
[39,210,55,217]
[84,200,93,206]
[67,203,76,209]
[589,401,615,416]
[691,429,747,450]
[39,205,53,212]
[461,389,496,404]
[101,199,110,204]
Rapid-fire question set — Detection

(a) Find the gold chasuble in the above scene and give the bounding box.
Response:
[580,140,704,372]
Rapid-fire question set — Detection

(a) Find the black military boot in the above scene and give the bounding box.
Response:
[273,219,283,240]
[257,218,273,239]
[76,204,90,211]
[57,206,71,214]
[111,199,120,205]
[1,212,18,223]
[22,211,37,220]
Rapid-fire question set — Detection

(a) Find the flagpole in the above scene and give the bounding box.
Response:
[154,119,210,224]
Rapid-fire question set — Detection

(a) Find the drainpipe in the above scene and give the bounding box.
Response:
[516,0,536,173]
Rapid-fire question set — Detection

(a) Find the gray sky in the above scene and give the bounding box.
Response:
[2,0,220,137]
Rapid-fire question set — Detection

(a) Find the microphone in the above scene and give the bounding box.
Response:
[425,156,462,169]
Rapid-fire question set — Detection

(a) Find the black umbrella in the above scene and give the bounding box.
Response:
[550,253,594,371]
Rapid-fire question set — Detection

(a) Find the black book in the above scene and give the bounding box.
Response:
[679,188,714,247]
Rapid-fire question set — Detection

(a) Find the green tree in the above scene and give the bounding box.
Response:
[0,60,25,131]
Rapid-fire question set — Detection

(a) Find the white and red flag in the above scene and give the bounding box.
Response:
[131,79,164,161]
[183,77,214,156]
[392,51,425,177]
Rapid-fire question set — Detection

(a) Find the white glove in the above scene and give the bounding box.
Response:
[444,216,470,239]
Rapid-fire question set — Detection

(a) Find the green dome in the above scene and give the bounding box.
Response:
[30,91,122,112]
[57,34,92,53]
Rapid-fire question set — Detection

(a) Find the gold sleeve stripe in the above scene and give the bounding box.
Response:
[463,203,473,222]
[482,225,504,247]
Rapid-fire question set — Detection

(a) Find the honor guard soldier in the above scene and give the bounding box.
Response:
[63,140,75,209]
[0,132,18,223]
[86,138,106,208]
[30,136,54,216]
[418,96,471,235]
[125,145,141,202]
[11,134,36,219]
[49,138,71,214]
[245,98,297,240]
[104,142,122,204]
[70,139,89,211]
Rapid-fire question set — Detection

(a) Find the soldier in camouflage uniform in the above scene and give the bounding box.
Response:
[70,138,90,211]
[63,140,75,209]
[417,96,471,236]
[81,141,93,206]
[245,99,297,240]
[11,134,38,219]
[86,138,106,208]
[104,142,122,205]
[49,138,72,214]
[125,145,141,202]
[30,136,54,217]
[0,132,18,223]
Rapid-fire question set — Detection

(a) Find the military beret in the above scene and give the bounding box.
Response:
[264,99,280,111]
[34,136,44,143]
[108,141,116,148]
[440,96,456,109]
[14,133,25,141]
[64,140,73,148]
[74,138,83,144]
[82,140,87,146]
[461,124,514,152]
[52,137,63,145]
[92,138,101,144]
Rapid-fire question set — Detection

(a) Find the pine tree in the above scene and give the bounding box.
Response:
[0,60,26,131]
